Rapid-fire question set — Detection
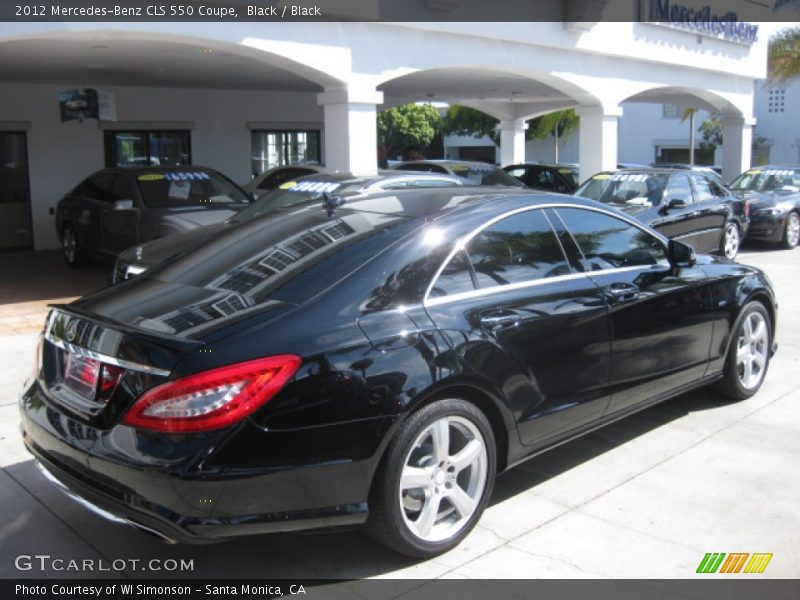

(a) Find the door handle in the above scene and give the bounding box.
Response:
[606,283,640,303]
[479,309,521,332]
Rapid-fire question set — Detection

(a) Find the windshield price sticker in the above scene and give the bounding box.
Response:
[288,181,341,193]
[164,172,211,181]
[763,169,796,177]
[610,173,647,182]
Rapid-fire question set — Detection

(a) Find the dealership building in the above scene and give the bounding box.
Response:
[0,4,774,251]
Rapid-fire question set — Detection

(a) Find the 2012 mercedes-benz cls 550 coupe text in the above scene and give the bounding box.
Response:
[21,188,777,558]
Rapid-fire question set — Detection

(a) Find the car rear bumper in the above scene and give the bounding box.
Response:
[20,379,391,544]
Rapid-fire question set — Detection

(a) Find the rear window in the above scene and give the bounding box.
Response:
[136,208,421,334]
[136,171,250,207]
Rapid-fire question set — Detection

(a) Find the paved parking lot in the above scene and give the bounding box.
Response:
[0,244,798,580]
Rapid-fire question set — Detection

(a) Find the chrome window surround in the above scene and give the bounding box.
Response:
[423,202,670,308]
[44,309,171,377]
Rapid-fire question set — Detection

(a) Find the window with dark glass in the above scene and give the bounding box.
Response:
[466,209,571,289]
[554,208,668,271]
[428,249,476,297]
[104,130,191,167]
[251,130,321,176]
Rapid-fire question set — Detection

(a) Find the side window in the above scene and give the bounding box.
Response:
[531,167,555,190]
[554,207,668,271]
[429,250,476,297]
[111,174,135,202]
[694,175,728,200]
[506,167,526,178]
[664,174,693,204]
[467,209,571,288]
[84,172,115,202]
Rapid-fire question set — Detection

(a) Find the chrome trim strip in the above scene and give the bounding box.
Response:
[45,309,171,377]
[424,266,647,308]
[673,227,720,240]
[422,202,669,305]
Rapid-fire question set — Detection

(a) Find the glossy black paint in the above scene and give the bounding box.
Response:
[21,189,776,543]
[729,166,800,244]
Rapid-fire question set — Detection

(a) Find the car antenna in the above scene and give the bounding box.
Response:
[322,190,346,217]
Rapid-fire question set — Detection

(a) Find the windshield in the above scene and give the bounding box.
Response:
[728,168,800,193]
[575,172,668,206]
[136,171,250,208]
[448,164,524,187]
[230,179,369,224]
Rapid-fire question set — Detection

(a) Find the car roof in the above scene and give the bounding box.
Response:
[104,165,219,173]
[398,160,499,168]
[747,164,800,170]
[504,163,576,169]
[287,170,468,185]
[327,186,606,222]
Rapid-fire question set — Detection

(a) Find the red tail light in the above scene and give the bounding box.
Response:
[122,355,301,432]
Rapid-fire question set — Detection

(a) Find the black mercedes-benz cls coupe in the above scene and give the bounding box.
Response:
[21,188,777,558]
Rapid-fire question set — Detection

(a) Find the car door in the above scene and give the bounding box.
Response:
[651,173,699,244]
[101,173,140,256]
[424,207,612,447]
[73,171,115,254]
[688,173,731,253]
[552,206,713,414]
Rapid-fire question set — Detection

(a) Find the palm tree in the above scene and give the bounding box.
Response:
[768,26,800,84]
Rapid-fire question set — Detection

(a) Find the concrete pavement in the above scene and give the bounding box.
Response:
[0,245,798,580]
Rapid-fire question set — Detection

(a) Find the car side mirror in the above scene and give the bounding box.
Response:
[668,239,696,267]
[667,198,687,209]
[113,199,135,211]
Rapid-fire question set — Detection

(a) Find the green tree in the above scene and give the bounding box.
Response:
[768,26,800,84]
[527,109,579,163]
[377,103,441,159]
[441,105,500,144]
[699,115,723,149]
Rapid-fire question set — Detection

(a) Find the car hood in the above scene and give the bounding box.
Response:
[120,222,229,267]
[149,206,245,231]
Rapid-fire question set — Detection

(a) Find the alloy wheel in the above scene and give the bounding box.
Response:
[62,227,77,264]
[723,223,740,259]
[786,212,800,248]
[735,311,769,390]
[398,416,488,542]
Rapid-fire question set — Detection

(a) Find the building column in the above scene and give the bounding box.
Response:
[576,104,622,183]
[317,86,384,175]
[499,119,528,166]
[721,114,755,182]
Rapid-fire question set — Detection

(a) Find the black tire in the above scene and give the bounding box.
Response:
[365,398,496,558]
[61,223,83,267]
[780,211,799,250]
[719,222,740,260]
[712,301,772,400]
